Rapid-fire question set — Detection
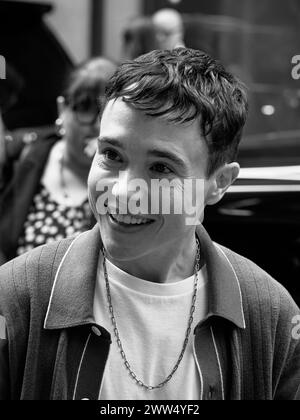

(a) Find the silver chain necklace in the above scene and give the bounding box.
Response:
[101,238,201,391]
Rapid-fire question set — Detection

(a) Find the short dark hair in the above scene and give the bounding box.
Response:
[105,48,248,177]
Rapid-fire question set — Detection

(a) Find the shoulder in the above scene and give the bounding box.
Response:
[0,237,74,315]
[217,243,299,322]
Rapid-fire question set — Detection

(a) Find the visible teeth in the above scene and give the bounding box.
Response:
[124,215,131,224]
[110,213,151,225]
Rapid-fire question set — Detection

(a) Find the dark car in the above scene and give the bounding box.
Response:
[204,152,300,306]
[0,0,73,130]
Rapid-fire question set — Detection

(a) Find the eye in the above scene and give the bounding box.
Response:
[102,149,122,162]
[97,148,123,169]
[151,163,173,174]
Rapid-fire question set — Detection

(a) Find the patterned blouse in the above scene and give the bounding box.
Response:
[16,183,92,256]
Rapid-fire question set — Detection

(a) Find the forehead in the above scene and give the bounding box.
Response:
[101,99,201,144]
[100,98,209,171]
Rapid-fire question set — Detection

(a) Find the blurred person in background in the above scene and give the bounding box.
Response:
[0,63,24,191]
[152,8,185,50]
[121,16,159,61]
[0,112,5,186]
[0,57,116,264]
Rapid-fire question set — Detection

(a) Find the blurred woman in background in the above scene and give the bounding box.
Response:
[0,63,24,190]
[121,16,159,60]
[0,57,116,263]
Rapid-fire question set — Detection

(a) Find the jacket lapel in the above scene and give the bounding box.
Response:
[44,225,101,329]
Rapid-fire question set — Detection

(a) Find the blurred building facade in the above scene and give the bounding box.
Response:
[8,0,300,145]
[15,0,92,63]
[14,0,142,63]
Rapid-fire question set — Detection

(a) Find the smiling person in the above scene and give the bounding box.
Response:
[0,48,299,400]
[0,57,116,263]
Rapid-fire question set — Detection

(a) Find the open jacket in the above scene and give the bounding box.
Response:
[0,224,299,400]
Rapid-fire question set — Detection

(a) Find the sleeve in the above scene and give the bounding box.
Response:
[0,314,10,400]
[273,301,300,400]
[274,339,300,400]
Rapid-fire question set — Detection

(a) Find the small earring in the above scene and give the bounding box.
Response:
[55,118,66,137]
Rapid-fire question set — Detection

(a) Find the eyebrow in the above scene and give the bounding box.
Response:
[98,137,188,170]
[98,137,125,149]
[147,148,188,170]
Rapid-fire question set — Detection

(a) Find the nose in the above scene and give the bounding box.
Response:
[111,170,133,201]
[111,170,149,212]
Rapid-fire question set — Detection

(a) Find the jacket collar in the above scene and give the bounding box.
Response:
[44,224,245,330]
[197,225,245,329]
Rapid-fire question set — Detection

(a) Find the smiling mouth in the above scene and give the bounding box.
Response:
[108,212,154,226]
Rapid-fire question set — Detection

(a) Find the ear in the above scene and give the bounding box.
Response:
[56,96,66,116]
[206,162,240,206]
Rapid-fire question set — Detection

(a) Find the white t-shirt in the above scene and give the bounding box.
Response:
[93,254,208,400]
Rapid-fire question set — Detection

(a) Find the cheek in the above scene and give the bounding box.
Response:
[88,156,105,190]
[87,163,98,205]
[88,158,117,207]
[65,117,85,145]
[73,126,86,147]
[160,214,192,240]
[87,161,97,190]
[88,161,108,219]
[63,112,76,133]
[203,178,215,205]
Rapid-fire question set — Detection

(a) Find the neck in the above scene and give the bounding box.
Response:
[107,231,198,284]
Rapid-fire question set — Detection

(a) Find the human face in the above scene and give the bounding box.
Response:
[88,98,213,262]
[61,97,100,170]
